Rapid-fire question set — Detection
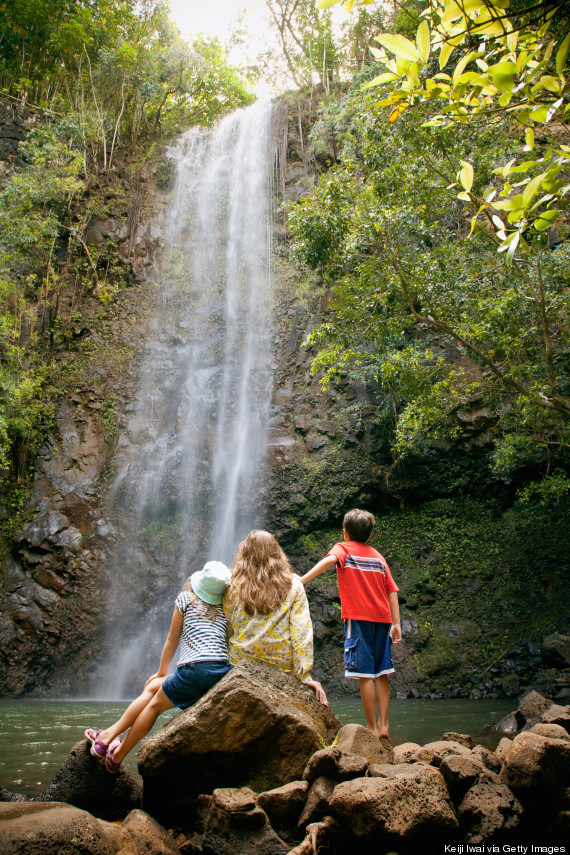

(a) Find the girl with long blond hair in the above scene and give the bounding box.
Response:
[223,529,327,704]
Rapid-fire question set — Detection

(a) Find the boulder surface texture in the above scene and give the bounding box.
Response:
[138,659,341,825]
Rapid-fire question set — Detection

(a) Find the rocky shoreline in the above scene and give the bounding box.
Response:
[1,662,569,854]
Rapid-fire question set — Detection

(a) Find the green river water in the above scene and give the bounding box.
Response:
[0,697,513,798]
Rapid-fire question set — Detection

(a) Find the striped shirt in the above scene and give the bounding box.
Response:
[327,541,399,623]
[175,591,229,666]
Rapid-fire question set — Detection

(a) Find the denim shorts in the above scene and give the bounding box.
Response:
[162,660,232,709]
[344,619,394,679]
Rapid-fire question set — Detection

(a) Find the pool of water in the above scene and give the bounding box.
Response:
[0,696,514,798]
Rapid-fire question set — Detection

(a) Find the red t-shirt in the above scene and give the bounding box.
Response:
[327,541,399,623]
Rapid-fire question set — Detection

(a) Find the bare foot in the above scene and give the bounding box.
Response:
[378,725,390,740]
[367,725,380,738]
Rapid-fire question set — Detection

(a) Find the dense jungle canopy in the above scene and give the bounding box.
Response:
[0,0,569,536]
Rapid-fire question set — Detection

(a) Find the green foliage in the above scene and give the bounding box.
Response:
[288,13,570,486]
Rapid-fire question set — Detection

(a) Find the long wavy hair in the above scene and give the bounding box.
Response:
[228,529,294,616]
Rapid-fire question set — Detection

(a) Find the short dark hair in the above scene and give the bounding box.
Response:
[343,508,375,543]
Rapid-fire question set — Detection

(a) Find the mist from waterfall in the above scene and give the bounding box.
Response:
[93,100,277,698]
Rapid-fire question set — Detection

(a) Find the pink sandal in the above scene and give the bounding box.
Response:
[105,739,122,774]
[84,728,109,759]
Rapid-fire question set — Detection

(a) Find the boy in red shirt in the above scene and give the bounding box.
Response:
[300,508,401,739]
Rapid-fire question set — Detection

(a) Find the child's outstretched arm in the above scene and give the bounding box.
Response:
[388,591,402,644]
[144,607,183,686]
[300,554,337,586]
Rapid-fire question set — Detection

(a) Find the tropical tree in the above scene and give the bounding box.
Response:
[287,1,570,490]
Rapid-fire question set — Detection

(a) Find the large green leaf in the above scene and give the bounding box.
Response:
[376,34,419,63]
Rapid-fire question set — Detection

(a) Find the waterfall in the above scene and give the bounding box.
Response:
[92,100,278,698]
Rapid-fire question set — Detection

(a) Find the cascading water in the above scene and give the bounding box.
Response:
[92,100,279,698]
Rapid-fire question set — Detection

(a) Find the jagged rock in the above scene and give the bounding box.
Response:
[542,633,570,668]
[529,722,570,741]
[494,737,513,765]
[257,780,309,828]
[35,739,142,820]
[0,801,113,854]
[302,748,338,783]
[328,764,458,845]
[518,689,554,726]
[335,723,394,765]
[302,747,368,784]
[501,731,570,792]
[441,732,475,748]
[415,739,473,767]
[458,770,523,844]
[0,786,25,803]
[471,744,502,773]
[368,762,426,778]
[392,741,422,763]
[138,660,340,826]
[298,776,337,829]
[541,703,570,733]
[493,711,524,735]
[200,787,288,855]
[439,754,486,804]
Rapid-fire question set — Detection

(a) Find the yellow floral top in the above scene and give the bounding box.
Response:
[223,575,313,683]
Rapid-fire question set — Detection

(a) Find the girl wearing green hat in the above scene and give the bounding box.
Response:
[85,560,232,773]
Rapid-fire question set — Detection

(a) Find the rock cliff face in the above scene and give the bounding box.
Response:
[0,95,568,701]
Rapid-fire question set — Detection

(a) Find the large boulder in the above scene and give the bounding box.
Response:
[0,801,113,854]
[491,691,555,736]
[519,690,554,730]
[458,770,523,844]
[36,739,142,820]
[138,660,341,826]
[501,731,570,793]
[328,763,458,847]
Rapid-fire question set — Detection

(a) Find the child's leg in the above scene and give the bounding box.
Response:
[99,677,165,745]
[375,674,390,739]
[358,677,379,737]
[112,687,174,764]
